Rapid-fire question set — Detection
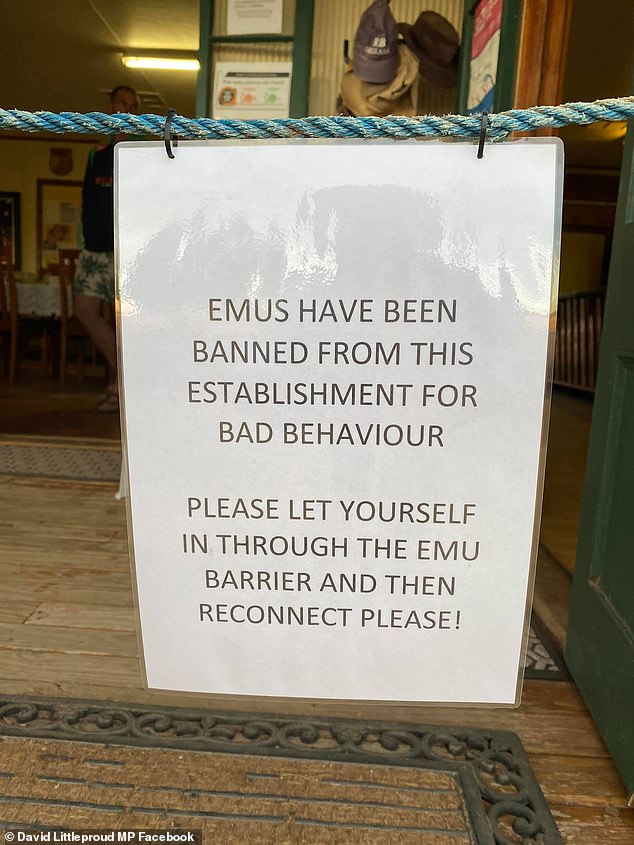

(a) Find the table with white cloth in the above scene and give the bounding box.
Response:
[15,278,72,317]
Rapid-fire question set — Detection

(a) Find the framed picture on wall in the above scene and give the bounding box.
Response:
[0,191,21,270]
[36,179,83,273]
[457,0,522,114]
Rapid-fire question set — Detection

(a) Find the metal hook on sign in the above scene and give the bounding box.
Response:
[477,111,489,159]
[164,109,178,159]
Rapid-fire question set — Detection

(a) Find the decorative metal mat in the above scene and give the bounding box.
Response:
[0,442,122,482]
[0,695,562,844]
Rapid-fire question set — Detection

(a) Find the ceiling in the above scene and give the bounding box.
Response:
[0,0,632,159]
[560,0,633,168]
[0,0,200,117]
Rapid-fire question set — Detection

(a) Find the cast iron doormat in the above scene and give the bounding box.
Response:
[0,695,562,843]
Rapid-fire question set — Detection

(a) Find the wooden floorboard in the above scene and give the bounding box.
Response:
[24,603,136,631]
[0,604,40,625]
[0,372,119,439]
[0,622,137,657]
[532,755,631,807]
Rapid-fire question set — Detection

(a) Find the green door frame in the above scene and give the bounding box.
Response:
[195,0,315,119]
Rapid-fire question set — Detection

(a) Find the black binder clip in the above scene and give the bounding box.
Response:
[164,109,178,160]
[477,111,489,159]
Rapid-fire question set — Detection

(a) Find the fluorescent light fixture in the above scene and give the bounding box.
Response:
[122,56,200,71]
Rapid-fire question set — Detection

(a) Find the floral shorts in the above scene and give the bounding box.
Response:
[73,250,115,301]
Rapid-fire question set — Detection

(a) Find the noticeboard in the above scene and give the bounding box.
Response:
[457,0,522,115]
[116,138,563,705]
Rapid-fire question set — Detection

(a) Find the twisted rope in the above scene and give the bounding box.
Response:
[0,97,632,141]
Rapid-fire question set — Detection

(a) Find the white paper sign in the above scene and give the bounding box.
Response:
[227,0,283,35]
[212,62,292,120]
[116,139,562,705]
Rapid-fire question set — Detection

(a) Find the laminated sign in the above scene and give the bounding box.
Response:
[116,139,563,705]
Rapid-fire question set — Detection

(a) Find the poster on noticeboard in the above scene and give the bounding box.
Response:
[467,0,504,113]
[227,0,283,36]
[212,62,292,120]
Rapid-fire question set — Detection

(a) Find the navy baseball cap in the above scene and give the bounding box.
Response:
[353,0,399,85]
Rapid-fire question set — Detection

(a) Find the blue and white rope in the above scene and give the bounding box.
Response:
[0,97,632,141]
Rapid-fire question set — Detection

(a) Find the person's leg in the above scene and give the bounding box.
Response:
[73,250,118,411]
[74,293,116,375]
[73,250,117,383]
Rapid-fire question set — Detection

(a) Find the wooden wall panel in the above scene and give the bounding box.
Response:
[515,0,573,109]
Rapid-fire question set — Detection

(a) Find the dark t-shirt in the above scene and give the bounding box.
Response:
[82,142,115,252]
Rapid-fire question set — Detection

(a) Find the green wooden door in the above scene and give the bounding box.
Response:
[565,110,634,803]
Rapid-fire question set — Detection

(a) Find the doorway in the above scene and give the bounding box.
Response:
[532,0,631,649]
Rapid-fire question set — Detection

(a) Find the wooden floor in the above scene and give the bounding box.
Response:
[0,370,120,439]
[541,392,594,576]
[0,379,632,840]
[529,390,592,650]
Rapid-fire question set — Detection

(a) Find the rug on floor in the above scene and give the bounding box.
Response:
[525,614,570,680]
[0,438,122,482]
[0,695,562,844]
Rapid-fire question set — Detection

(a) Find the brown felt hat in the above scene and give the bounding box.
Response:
[398,11,460,88]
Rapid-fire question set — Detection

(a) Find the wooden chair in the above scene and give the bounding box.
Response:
[58,249,89,386]
[0,238,18,384]
[17,264,61,379]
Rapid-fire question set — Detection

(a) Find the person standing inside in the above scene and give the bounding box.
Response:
[74,85,138,412]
